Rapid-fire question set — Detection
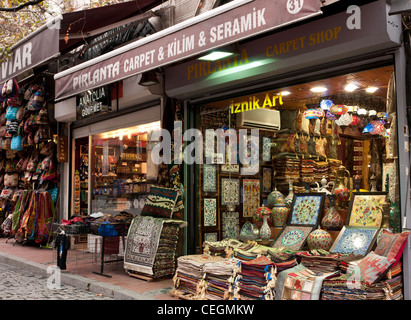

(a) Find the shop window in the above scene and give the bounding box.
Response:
[195,65,400,247]
[72,121,160,217]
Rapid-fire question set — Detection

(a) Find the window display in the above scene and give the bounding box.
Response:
[195,65,398,245]
[72,121,160,217]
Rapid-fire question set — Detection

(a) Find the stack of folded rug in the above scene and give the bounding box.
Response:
[236,256,276,300]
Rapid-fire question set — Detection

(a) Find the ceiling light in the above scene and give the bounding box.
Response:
[310,86,327,93]
[280,91,291,96]
[344,83,358,92]
[198,51,236,61]
[366,87,378,93]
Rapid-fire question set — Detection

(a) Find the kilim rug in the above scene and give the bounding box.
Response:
[124,216,165,276]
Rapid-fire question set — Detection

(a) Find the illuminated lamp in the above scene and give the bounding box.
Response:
[366,87,379,93]
[310,86,327,93]
[320,99,333,110]
[344,84,358,92]
[329,104,348,116]
[335,112,353,132]
[325,110,336,121]
[198,45,239,61]
[363,120,386,135]
[377,112,388,118]
[303,108,323,119]
[368,110,377,117]
[350,115,361,126]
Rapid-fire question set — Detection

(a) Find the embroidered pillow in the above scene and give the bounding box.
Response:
[140,185,179,219]
[374,230,410,265]
[354,251,395,286]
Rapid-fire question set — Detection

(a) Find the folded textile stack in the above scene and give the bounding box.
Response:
[204,239,255,257]
[267,249,298,274]
[202,258,239,300]
[293,185,317,193]
[313,161,329,182]
[274,156,300,182]
[152,223,180,278]
[300,159,315,183]
[233,244,270,262]
[328,159,342,181]
[297,251,343,274]
[237,256,276,300]
[171,254,226,299]
[321,263,404,300]
[234,249,259,262]
[365,262,403,300]
[339,254,364,273]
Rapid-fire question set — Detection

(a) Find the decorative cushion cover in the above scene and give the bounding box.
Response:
[374,230,410,264]
[354,251,395,286]
[140,185,179,219]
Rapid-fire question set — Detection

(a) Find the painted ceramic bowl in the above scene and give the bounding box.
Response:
[239,221,259,241]
[306,228,333,251]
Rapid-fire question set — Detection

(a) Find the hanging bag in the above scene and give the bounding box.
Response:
[11,135,23,151]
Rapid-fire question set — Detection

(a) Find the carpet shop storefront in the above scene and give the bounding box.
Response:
[51,0,323,280]
[164,0,411,300]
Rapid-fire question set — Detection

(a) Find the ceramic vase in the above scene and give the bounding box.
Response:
[259,213,271,240]
[252,204,273,229]
[267,187,285,209]
[307,228,333,251]
[321,195,344,230]
[271,203,289,227]
[284,180,294,208]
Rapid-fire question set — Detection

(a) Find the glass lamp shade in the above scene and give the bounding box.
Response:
[368,110,377,117]
[303,108,324,119]
[325,110,337,120]
[320,100,333,110]
[350,115,361,126]
[357,108,368,116]
[362,120,386,135]
[335,112,353,126]
[329,104,348,116]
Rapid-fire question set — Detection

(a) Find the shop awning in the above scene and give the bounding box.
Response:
[0,25,59,83]
[54,0,323,101]
[59,0,162,53]
[0,0,162,83]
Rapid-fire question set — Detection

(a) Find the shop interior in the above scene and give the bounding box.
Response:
[72,121,161,218]
[196,64,399,245]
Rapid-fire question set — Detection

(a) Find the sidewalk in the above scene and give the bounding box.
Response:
[0,237,178,300]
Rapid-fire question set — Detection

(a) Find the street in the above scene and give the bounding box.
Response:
[0,262,113,300]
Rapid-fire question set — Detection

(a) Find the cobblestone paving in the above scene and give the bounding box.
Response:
[0,262,113,300]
